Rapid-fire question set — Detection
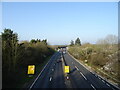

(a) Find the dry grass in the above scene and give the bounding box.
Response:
[68,43,119,85]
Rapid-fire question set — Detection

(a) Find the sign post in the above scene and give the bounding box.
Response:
[28,65,35,75]
[64,66,69,73]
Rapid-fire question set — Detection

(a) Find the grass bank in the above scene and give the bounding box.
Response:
[68,44,120,87]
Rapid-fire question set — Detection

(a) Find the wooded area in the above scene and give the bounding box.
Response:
[2,29,55,88]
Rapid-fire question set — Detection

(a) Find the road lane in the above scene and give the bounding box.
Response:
[29,51,119,89]
[31,52,58,88]
[63,53,92,88]
[30,51,66,89]
[63,52,115,89]
[51,58,66,88]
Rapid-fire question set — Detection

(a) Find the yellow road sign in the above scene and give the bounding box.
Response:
[64,66,69,73]
[28,65,35,74]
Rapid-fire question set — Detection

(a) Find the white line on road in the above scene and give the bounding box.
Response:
[50,77,52,81]
[102,80,105,83]
[80,72,87,80]
[98,77,101,79]
[52,69,54,71]
[68,53,120,90]
[72,62,73,64]
[106,83,110,87]
[95,74,97,77]
[29,53,57,90]
[92,73,95,75]
[75,66,79,70]
[91,84,96,90]
[112,88,115,90]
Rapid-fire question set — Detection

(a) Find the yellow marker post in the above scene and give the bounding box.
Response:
[64,66,69,73]
[28,65,35,74]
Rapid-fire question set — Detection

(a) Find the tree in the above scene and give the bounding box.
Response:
[30,39,37,43]
[2,29,15,72]
[2,29,24,72]
[96,34,118,45]
[36,39,41,42]
[75,38,81,46]
[105,35,118,45]
[70,40,74,46]
[42,39,47,45]
[2,28,55,88]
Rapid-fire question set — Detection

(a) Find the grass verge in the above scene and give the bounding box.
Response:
[68,52,120,87]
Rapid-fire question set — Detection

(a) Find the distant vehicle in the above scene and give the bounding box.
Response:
[57,59,62,63]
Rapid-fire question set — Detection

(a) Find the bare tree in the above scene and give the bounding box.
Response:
[96,34,118,45]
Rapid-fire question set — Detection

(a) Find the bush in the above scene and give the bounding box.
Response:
[68,43,117,68]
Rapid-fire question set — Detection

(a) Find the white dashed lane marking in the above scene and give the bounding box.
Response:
[91,84,96,90]
[75,66,79,70]
[49,77,52,81]
[112,88,115,90]
[106,83,110,87]
[52,69,54,71]
[95,74,97,77]
[80,72,87,80]
[102,80,105,83]
[98,77,101,79]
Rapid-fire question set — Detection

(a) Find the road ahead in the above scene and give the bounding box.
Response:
[29,51,119,89]
[30,52,66,88]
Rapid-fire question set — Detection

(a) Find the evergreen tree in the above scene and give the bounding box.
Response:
[75,38,81,46]
[2,29,20,72]
[30,39,37,43]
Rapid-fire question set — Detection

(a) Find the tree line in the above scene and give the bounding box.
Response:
[2,28,55,88]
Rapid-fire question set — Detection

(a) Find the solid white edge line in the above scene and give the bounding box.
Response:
[98,74,120,89]
[29,52,57,90]
[91,84,96,90]
[68,52,120,89]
